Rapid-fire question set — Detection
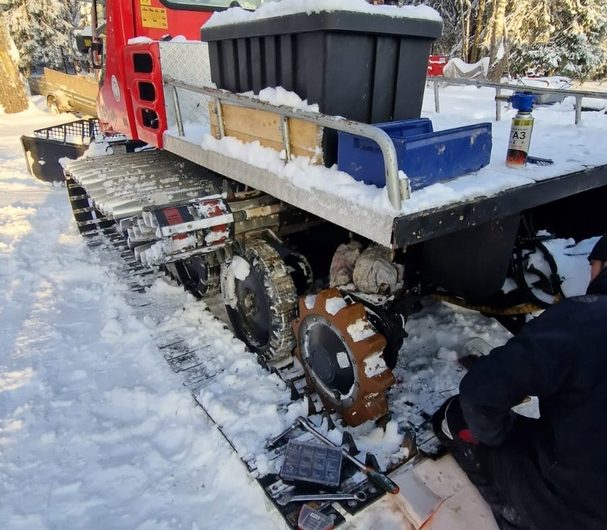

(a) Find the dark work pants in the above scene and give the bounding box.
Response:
[433,406,538,530]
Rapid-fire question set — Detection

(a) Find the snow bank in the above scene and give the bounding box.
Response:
[0,106,283,530]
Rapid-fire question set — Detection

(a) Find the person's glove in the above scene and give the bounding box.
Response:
[432,396,478,445]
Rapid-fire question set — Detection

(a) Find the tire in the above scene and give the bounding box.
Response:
[222,238,297,361]
[47,96,61,115]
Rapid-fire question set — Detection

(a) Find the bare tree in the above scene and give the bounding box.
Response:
[0,21,28,113]
[469,0,486,63]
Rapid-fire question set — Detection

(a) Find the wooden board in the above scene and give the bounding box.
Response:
[209,102,324,164]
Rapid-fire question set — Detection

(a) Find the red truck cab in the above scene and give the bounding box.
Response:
[96,0,260,146]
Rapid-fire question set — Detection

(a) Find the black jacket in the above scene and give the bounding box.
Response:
[459,268,607,530]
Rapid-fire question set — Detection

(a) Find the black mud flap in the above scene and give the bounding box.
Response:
[421,215,521,301]
[21,134,90,183]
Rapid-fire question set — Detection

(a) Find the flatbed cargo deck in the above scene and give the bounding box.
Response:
[164,129,607,248]
[155,42,607,252]
[162,100,606,251]
[393,163,607,246]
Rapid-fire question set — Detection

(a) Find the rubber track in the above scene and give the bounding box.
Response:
[62,154,421,528]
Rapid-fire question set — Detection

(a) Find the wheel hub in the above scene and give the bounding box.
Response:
[293,288,395,426]
[235,269,271,346]
[242,289,258,314]
[301,315,357,405]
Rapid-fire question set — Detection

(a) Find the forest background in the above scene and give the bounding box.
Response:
[0,0,606,113]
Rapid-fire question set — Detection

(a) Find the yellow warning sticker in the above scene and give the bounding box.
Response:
[140,0,152,5]
[141,6,168,29]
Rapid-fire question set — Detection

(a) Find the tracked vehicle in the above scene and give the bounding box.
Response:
[29,0,607,430]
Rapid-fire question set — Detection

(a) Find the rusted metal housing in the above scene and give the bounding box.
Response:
[293,288,395,426]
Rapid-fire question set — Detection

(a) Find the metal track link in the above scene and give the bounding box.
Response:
[78,232,396,528]
[69,208,160,291]
[247,237,298,361]
[64,151,223,220]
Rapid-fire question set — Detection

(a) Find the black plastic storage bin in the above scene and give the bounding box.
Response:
[202,11,442,124]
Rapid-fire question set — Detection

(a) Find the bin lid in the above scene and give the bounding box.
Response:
[202,10,442,41]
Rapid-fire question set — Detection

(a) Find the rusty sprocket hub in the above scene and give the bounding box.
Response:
[293,288,395,426]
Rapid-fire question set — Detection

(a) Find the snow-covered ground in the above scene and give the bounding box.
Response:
[0,100,287,530]
[0,95,601,530]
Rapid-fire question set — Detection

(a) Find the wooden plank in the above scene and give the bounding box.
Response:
[209,102,323,164]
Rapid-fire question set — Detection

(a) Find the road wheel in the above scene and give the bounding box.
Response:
[222,238,297,361]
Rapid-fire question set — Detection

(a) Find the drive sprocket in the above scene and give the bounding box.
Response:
[293,288,395,426]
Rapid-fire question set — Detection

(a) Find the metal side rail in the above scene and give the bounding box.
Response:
[430,76,607,124]
[163,80,407,207]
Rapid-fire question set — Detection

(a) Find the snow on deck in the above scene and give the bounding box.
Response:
[163,82,607,247]
[163,130,397,246]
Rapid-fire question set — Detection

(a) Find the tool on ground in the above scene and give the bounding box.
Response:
[296,417,400,495]
[297,504,335,530]
[267,422,299,449]
[280,439,343,488]
[276,490,367,506]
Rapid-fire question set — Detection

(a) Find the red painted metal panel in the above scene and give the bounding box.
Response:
[427,54,448,77]
[125,42,167,148]
[97,2,139,138]
[99,0,216,143]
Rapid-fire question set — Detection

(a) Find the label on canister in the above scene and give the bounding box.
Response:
[508,117,534,152]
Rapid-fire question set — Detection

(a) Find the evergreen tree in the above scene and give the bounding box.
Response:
[6,0,74,75]
[507,0,607,78]
[420,0,607,79]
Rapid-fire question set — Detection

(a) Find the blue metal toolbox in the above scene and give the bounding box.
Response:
[337,119,492,191]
